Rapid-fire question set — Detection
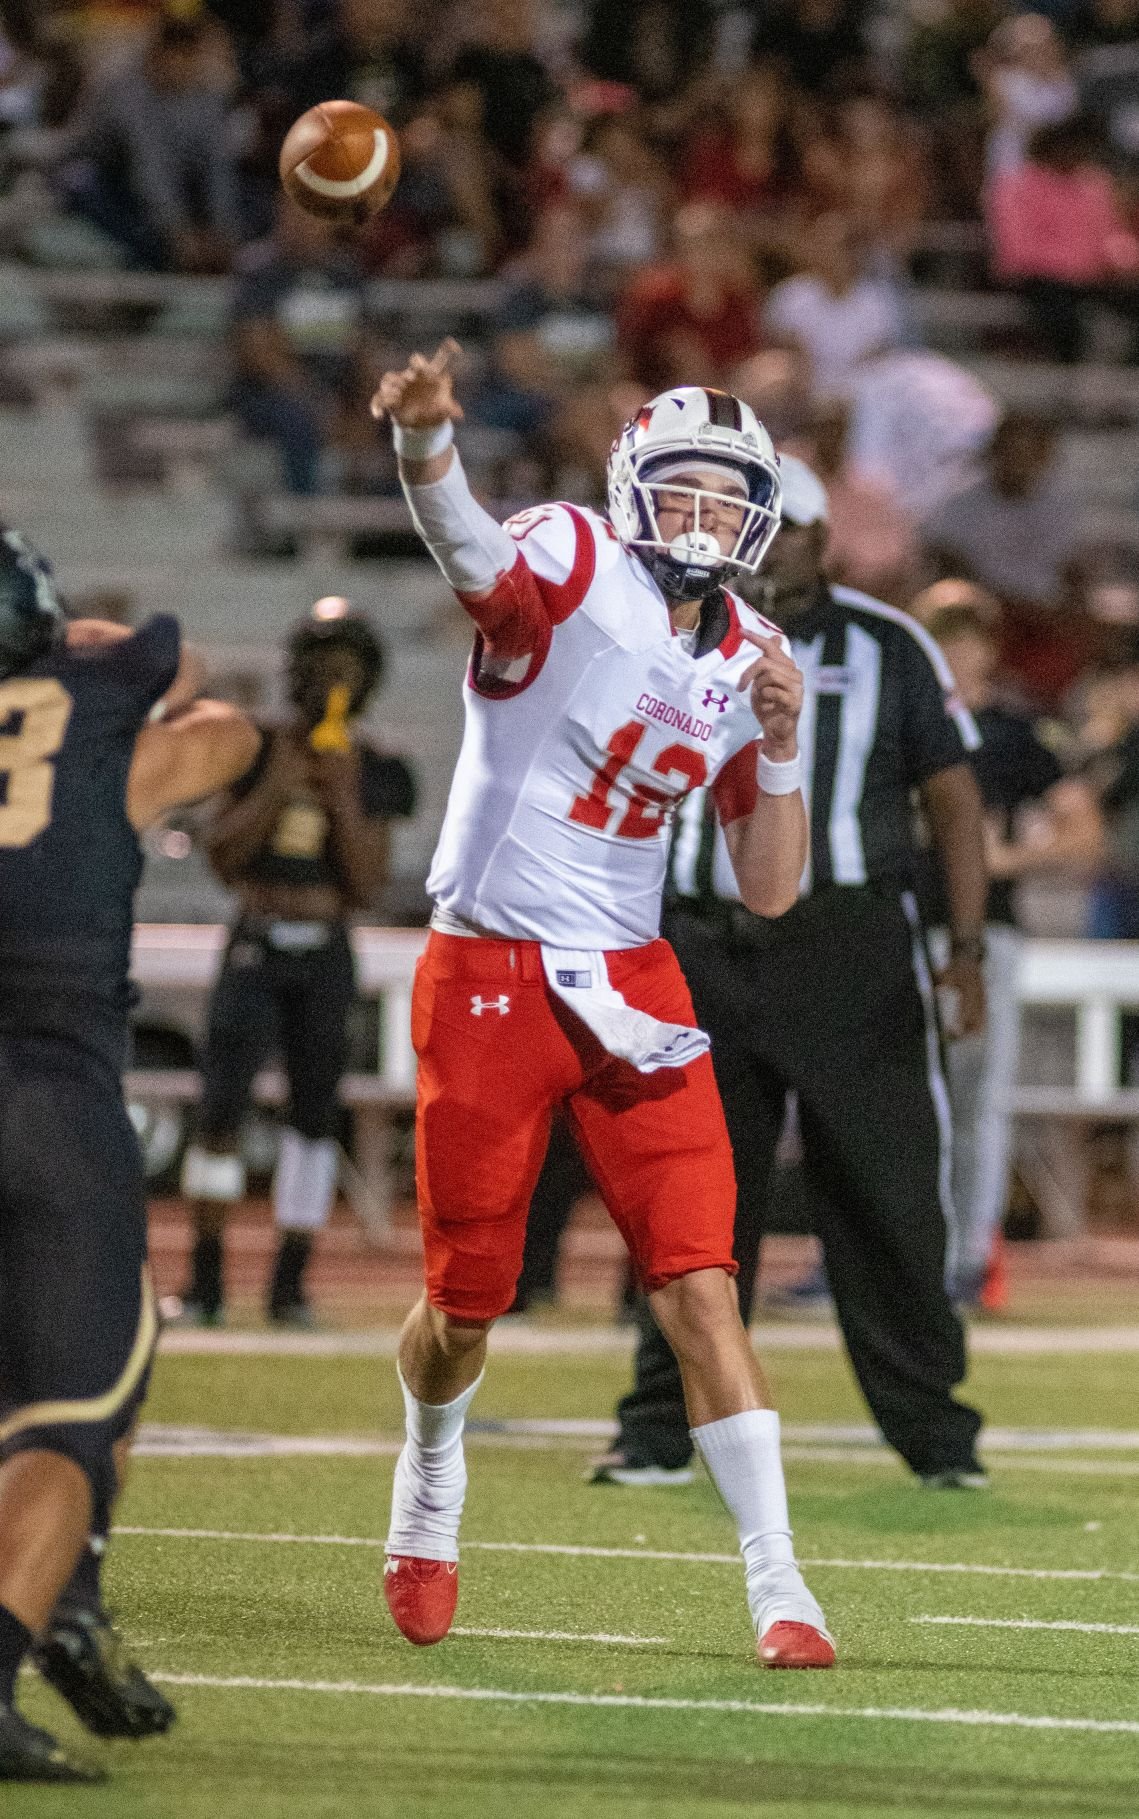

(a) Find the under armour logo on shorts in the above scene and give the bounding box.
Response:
[702,688,730,713]
[556,969,592,988]
[470,994,511,1016]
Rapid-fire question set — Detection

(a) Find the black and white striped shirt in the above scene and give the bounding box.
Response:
[668,583,981,905]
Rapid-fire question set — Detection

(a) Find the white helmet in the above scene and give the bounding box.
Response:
[607,387,782,599]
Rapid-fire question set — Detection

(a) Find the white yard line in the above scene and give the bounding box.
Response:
[783,1446,1139,1477]
[473,1418,1139,1451]
[146,1672,1139,1735]
[132,1428,575,1460]
[156,1324,1139,1358]
[119,1525,384,1548]
[450,1627,668,1646]
[913,1616,1139,1636]
[115,1526,1139,1584]
[135,1419,1139,1473]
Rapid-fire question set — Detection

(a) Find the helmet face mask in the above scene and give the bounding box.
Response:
[607,388,782,600]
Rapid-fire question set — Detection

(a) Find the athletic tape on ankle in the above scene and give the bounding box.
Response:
[398,1364,484,1448]
[180,1145,246,1201]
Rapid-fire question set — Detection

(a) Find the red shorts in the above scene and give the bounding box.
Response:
[411,931,738,1321]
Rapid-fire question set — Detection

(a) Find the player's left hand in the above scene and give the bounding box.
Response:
[935,954,987,1038]
[738,630,803,757]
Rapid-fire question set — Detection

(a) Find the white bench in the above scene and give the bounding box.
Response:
[126,928,1139,1227]
[1013,939,1139,1114]
[128,925,426,1228]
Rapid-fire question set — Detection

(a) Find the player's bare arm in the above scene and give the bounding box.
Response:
[722,630,808,919]
[127,700,261,830]
[202,731,309,883]
[920,760,988,1035]
[310,746,391,909]
[66,616,206,718]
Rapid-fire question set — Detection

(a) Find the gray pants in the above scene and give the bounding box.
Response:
[932,923,1023,1289]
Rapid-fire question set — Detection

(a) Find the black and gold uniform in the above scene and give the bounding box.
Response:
[181,607,416,1324]
[0,597,178,1525]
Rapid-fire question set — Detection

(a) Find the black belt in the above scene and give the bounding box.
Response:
[666,881,909,950]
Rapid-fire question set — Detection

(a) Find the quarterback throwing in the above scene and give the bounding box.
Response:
[372,340,834,1670]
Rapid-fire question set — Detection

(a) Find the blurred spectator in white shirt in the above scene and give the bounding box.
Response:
[923,414,1100,705]
[471,202,615,437]
[567,110,670,274]
[58,14,240,271]
[846,346,998,518]
[977,13,1078,179]
[764,212,905,399]
[791,401,921,600]
[924,413,1083,610]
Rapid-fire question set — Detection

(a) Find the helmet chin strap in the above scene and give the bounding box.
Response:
[641,548,726,604]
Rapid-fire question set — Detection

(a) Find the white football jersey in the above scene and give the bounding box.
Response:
[428,502,782,949]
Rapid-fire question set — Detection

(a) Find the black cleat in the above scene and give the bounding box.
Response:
[919,1461,990,1491]
[0,1699,104,1782]
[34,1606,176,1739]
[587,1448,694,1487]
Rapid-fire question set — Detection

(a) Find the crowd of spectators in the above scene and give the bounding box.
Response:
[6,0,1139,950]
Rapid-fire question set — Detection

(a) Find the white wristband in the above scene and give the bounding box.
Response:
[392,418,455,461]
[757,748,803,796]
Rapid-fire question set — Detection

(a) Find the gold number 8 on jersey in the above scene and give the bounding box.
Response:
[0,678,73,847]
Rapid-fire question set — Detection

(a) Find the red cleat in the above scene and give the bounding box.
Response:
[757,1621,836,1669]
[383,1555,459,1645]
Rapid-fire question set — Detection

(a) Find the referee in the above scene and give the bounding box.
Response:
[592,457,989,1489]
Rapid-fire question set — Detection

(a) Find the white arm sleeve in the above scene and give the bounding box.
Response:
[402,451,518,596]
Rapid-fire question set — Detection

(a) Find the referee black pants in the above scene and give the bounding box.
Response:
[616,889,983,1477]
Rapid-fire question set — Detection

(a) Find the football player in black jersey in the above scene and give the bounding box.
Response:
[0,528,261,1782]
[178,600,416,1325]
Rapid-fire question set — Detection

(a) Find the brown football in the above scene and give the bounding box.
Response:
[279,101,400,223]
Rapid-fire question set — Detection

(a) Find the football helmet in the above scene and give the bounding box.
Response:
[607,388,782,600]
[0,527,66,680]
[287,599,386,713]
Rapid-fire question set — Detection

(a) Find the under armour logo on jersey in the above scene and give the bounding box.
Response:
[702,688,730,713]
[470,994,511,1017]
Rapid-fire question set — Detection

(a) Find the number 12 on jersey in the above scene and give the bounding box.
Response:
[569,718,707,840]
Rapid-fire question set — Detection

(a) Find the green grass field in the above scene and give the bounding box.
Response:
[11,1334,1139,1819]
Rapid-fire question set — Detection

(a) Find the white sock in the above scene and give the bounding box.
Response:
[385,1366,484,1563]
[692,1408,829,1638]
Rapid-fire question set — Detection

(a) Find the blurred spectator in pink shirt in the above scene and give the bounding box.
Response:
[987,115,1139,359]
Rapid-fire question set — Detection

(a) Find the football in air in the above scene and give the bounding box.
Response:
[279,101,401,223]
